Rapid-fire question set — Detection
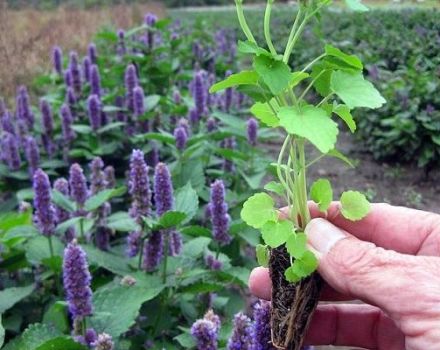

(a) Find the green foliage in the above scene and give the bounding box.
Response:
[340,191,371,221]
[240,193,277,229]
[0,285,34,314]
[310,179,333,212]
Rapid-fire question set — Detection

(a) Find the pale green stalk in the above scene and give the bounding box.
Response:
[235,0,256,44]
[264,0,277,55]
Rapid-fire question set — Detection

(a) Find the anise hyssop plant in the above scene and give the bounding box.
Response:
[211,0,385,349]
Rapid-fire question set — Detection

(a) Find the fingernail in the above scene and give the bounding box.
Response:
[305,218,347,255]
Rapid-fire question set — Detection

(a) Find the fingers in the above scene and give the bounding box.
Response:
[309,202,440,255]
[305,304,404,349]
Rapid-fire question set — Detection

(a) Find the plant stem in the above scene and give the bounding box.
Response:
[298,70,325,101]
[264,0,277,55]
[138,237,146,270]
[301,53,326,73]
[283,6,304,63]
[47,236,54,258]
[297,139,311,229]
[162,234,169,285]
[317,93,334,107]
[79,217,85,243]
[235,0,256,44]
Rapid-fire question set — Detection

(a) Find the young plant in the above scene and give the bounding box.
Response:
[211,0,385,348]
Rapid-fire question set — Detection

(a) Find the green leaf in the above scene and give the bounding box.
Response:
[97,122,125,134]
[210,71,259,93]
[237,40,270,56]
[256,244,269,267]
[72,125,93,134]
[241,193,277,229]
[284,251,319,282]
[182,237,211,258]
[106,212,140,232]
[278,106,338,153]
[145,95,161,112]
[333,104,356,132]
[331,71,386,109]
[157,211,187,228]
[253,55,291,95]
[0,315,4,348]
[345,0,369,12]
[83,245,131,275]
[43,301,69,334]
[84,187,126,212]
[340,191,371,221]
[174,332,196,349]
[42,256,63,274]
[0,285,34,314]
[290,72,309,87]
[25,236,64,264]
[261,220,294,248]
[3,323,61,350]
[250,102,279,127]
[325,45,363,70]
[55,217,82,235]
[310,179,333,212]
[286,232,307,259]
[327,149,355,168]
[89,284,163,338]
[264,181,284,196]
[311,63,333,96]
[35,337,88,350]
[174,183,199,224]
[51,191,76,213]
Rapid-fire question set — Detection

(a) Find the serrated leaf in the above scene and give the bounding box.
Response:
[174,332,196,348]
[278,106,338,153]
[43,301,69,334]
[3,323,61,350]
[210,71,259,93]
[331,71,386,109]
[310,179,333,212]
[55,217,82,235]
[250,102,279,127]
[25,236,64,264]
[0,285,34,313]
[345,0,369,12]
[83,245,131,275]
[51,191,76,213]
[84,187,126,211]
[325,45,363,70]
[174,183,199,224]
[35,337,88,350]
[286,232,307,259]
[256,244,269,267]
[340,191,371,221]
[261,220,293,248]
[241,193,277,229]
[253,55,291,95]
[290,72,309,87]
[157,211,187,228]
[106,212,139,232]
[89,284,163,338]
[333,104,356,132]
[264,181,284,195]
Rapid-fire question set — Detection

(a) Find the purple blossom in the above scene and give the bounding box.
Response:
[174,126,188,151]
[128,149,151,220]
[205,255,223,270]
[114,96,126,122]
[117,30,126,56]
[90,65,101,97]
[53,178,71,225]
[1,110,15,134]
[173,90,181,104]
[52,46,63,74]
[60,104,76,142]
[69,52,82,96]
[33,169,56,236]
[95,227,111,251]
[87,94,101,131]
[40,99,55,156]
[253,300,272,350]
[69,163,89,207]
[144,13,158,26]
[142,231,163,271]
[2,133,21,170]
[168,230,182,256]
[83,56,91,82]
[209,180,231,246]
[247,118,258,146]
[189,108,201,125]
[228,312,255,350]
[191,311,220,350]
[177,118,190,136]
[63,240,93,319]
[89,157,106,194]
[88,43,98,65]
[125,64,139,112]
[104,166,116,189]
[24,136,40,176]
[126,231,142,257]
[85,328,98,346]
[66,87,77,113]
[193,71,206,115]
[17,86,34,129]
[92,333,114,350]
[133,86,145,118]
[204,310,221,331]
[64,69,73,88]
[154,163,174,216]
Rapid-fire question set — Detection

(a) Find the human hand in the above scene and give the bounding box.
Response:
[249,203,440,350]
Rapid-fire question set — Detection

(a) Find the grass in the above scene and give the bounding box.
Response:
[0,2,165,103]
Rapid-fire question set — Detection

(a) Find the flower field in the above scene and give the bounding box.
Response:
[0,1,438,350]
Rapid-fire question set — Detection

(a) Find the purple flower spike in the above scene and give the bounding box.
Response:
[209,180,231,246]
[144,13,158,26]
[177,118,190,136]
[88,43,98,64]
[40,99,54,135]
[125,64,139,112]
[66,87,76,113]
[95,227,111,252]
[90,65,101,97]
[52,46,63,74]
[205,255,223,271]
[126,230,142,257]
[191,311,220,350]
[83,56,91,82]
[174,126,188,151]
[104,166,116,189]
[53,178,71,224]
[133,86,145,118]
[64,69,73,88]
[128,149,151,221]
[60,104,76,143]
[33,169,56,236]
[154,163,174,216]
[189,108,201,126]
[247,118,258,146]
[206,118,217,133]
[253,300,272,350]
[173,90,181,104]
[87,94,101,131]
[193,71,205,115]
[228,312,255,350]
[3,133,21,171]
[142,231,163,271]
[1,110,15,135]
[69,163,89,207]
[84,329,98,346]
[92,333,114,350]
[63,240,93,319]
[69,52,82,96]
[17,86,34,129]
[168,230,182,256]
[117,29,126,56]
[24,136,40,176]
[89,157,105,194]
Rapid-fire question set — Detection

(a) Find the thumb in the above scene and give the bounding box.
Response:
[305,218,418,316]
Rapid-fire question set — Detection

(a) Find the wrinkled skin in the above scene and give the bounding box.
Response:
[249,203,440,350]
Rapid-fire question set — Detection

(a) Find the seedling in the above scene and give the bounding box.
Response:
[211,0,385,348]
